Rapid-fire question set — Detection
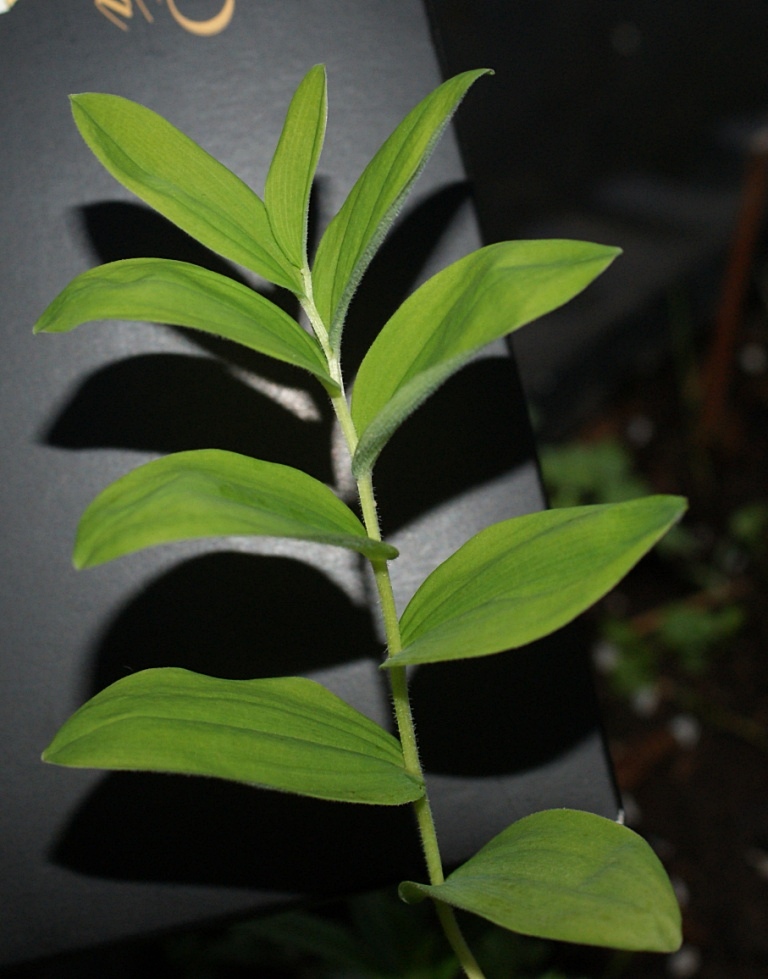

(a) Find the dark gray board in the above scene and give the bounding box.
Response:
[0,1,617,966]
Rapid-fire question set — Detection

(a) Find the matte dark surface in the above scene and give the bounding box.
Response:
[0,1,616,966]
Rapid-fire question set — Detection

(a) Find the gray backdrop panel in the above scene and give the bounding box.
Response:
[0,0,617,966]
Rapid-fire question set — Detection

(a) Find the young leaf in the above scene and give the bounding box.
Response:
[43,668,424,805]
[70,93,300,292]
[312,68,492,351]
[386,496,686,668]
[264,65,327,270]
[74,449,398,568]
[351,240,620,477]
[33,258,338,393]
[399,809,681,953]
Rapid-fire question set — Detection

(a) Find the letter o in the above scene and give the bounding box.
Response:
[165,0,235,36]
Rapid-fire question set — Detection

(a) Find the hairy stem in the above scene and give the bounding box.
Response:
[330,405,484,971]
[435,902,488,979]
[358,475,485,979]
[300,285,486,977]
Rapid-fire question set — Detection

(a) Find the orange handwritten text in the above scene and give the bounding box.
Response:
[95,0,235,36]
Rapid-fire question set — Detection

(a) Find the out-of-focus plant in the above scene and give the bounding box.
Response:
[541,436,757,703]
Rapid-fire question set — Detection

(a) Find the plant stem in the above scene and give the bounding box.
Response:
[300,287,487,978]
[435,902,488,979]
[340,407,486,979]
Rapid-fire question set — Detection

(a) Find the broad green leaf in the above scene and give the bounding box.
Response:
[351,240,620,477]
[33,258,338,393]
[386,496,686,668]
[70,93,300,292]
[399,809,681,952]
[74,449,398,568]
[265,65,327,269]
[312,69,492,351]
[43,668,423,805]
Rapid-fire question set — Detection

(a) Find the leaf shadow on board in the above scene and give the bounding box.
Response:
[78,200,314,370]
[50,770,425,893]
[42,351,333,482]
[84,197,330,392]
[83,551,382,696]
[50,550,427,893]
[373,354,536,533]
[79,199,281,296]
[408,625,605,777]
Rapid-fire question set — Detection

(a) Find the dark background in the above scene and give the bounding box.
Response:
[430,0,768,437]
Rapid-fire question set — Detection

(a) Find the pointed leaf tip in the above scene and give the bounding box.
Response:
[386,495,686,667]
[351,240,621,476]
[312,68,493,351]
[265,64,327,269]
[69,93,300,292]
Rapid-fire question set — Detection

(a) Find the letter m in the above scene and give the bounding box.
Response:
[95,0,153,31]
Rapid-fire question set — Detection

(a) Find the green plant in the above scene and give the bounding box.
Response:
[164,885,584,979]
[36,66,686,976]
[539,437,650,509]
[540,435,746,697]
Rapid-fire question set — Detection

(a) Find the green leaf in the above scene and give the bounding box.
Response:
[238,912,372,974]
[265,65,327,270]
[70,93,300,292]
[399,809,681,953]
[33,258,338,393]
[74,449,398,568]
[386,496,686,668]
[351,240,621,477]
[312,68,492,351]
[43,668,423,805]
